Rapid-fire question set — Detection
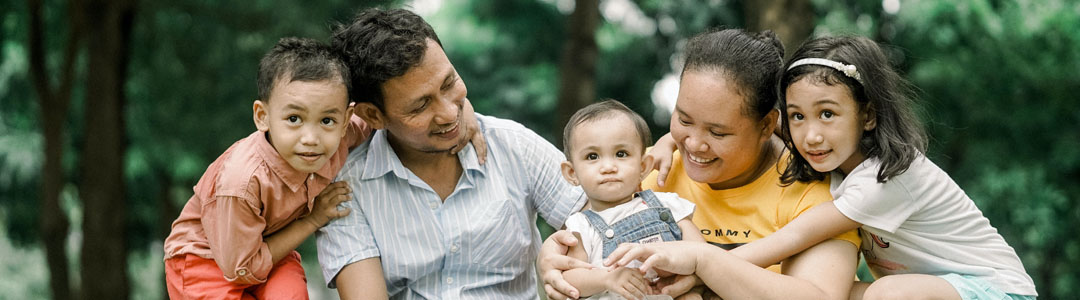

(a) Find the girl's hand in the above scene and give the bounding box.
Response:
[452,98,488,165]
[645,133,677,187]
[304,181,352,228]
[539,230,594,300]
[604,241,705,276]
[606,267,654,300]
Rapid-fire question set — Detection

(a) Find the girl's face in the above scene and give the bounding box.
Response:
[784,78,875,175]
[670,71,776,190]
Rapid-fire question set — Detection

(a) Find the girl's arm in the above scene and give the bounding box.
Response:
[644,133,677,187]
[729,202,861,267]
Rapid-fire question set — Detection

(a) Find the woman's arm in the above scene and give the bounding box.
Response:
[336,258,389,300]
[729,202,861,267]
[607,237,859,300]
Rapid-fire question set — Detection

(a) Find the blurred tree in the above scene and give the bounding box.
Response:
[742,0,814,58]
[555,0,600,147]
[27,0,81,298]
[77,0,136,297]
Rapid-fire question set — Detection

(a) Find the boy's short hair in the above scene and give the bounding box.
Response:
[562,99,651,159]
[257,37,351,102]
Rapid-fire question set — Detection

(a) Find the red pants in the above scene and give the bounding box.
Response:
[165,251,308,300]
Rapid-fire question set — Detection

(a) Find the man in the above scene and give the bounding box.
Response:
[316,8,587,299]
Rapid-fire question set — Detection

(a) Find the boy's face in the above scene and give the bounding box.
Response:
[254,78,352,174]
[561,114,650,209]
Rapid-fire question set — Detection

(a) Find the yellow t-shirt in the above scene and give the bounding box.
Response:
[642,150,861,273]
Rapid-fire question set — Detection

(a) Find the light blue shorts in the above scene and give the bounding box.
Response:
[939,273,1036,300]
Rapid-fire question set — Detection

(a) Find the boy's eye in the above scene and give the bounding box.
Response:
[616,150,629,158]
[586,153,599,160]
[287,116,300,124]
[821,111,834,119]
[678,117,691,125]
[709,130,727,138]
[790,112,804,121]
[322,118,336,126]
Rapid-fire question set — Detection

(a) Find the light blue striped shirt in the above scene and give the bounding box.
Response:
[316,114,586,299]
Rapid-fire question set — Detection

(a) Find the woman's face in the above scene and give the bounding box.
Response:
[670,70,775,190]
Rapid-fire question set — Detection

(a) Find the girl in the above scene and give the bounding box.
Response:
[724,36,1038,300]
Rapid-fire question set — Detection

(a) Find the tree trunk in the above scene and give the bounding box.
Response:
[742,0,814,59]
[554,0,600,148]
[28,0,84,298]
[79,0,135,298]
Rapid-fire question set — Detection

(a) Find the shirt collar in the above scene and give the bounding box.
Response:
[254,131,312,192]
[360,129,486,180]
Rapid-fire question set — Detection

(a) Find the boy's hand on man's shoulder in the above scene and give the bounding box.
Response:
[304,181,352,228]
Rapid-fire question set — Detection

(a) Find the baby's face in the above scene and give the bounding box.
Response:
[566,115,646,205]
[260,78,351,173]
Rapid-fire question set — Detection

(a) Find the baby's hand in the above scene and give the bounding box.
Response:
[644,133,676,187]
[305,181,352,228]
[606,267,653,300]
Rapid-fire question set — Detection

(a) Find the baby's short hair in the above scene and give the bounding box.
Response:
[256,37,351,103]
[562,99,651,159]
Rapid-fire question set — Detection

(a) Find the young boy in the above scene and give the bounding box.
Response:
[558,100,705,300]
[162,37,484,299]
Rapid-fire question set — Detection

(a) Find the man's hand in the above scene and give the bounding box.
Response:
[539,230,593,299]
[303,181,351,228]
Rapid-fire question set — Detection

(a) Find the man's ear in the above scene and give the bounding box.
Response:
[639,154,655,180]
[355,102,387,130]
[863,106,878,131]
[560,160,580,186]
[253,100,270,132]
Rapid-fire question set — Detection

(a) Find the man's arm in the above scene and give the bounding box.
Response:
[337,258,389,300]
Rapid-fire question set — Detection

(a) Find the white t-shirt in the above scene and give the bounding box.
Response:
[565,192,695,300]
[832,154,1036,296]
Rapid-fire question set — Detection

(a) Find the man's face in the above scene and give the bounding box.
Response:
[370,39,469,156]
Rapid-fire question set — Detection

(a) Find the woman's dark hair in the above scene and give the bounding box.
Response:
[330,8,442,109]
[257,37,350,103]
[779,36,927,184]
[682,28,785,120]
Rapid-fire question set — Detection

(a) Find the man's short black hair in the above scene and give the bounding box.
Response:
[257,37,351,102]
[331,8,442,109]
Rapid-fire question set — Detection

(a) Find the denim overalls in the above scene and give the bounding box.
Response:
[582,190,683,259]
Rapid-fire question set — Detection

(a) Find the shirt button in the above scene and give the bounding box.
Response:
[429,202,438,209]
[450,244,459,253]
[237,269,247,276]
[445,277,454,284]
[604,229,615,238]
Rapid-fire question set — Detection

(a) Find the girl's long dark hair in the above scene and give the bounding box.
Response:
[779,36,927,184]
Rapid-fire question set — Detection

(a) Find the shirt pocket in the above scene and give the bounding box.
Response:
[467,196,533,268]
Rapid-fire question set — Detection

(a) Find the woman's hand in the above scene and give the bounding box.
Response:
[604,241,708,276]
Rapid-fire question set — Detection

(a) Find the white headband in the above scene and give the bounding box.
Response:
[788,58,864,85]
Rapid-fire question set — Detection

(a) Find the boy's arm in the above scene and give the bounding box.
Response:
[729,202,861,267]
[677,218,705,243]
[264,181,352,263]
[336,258,389,300]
